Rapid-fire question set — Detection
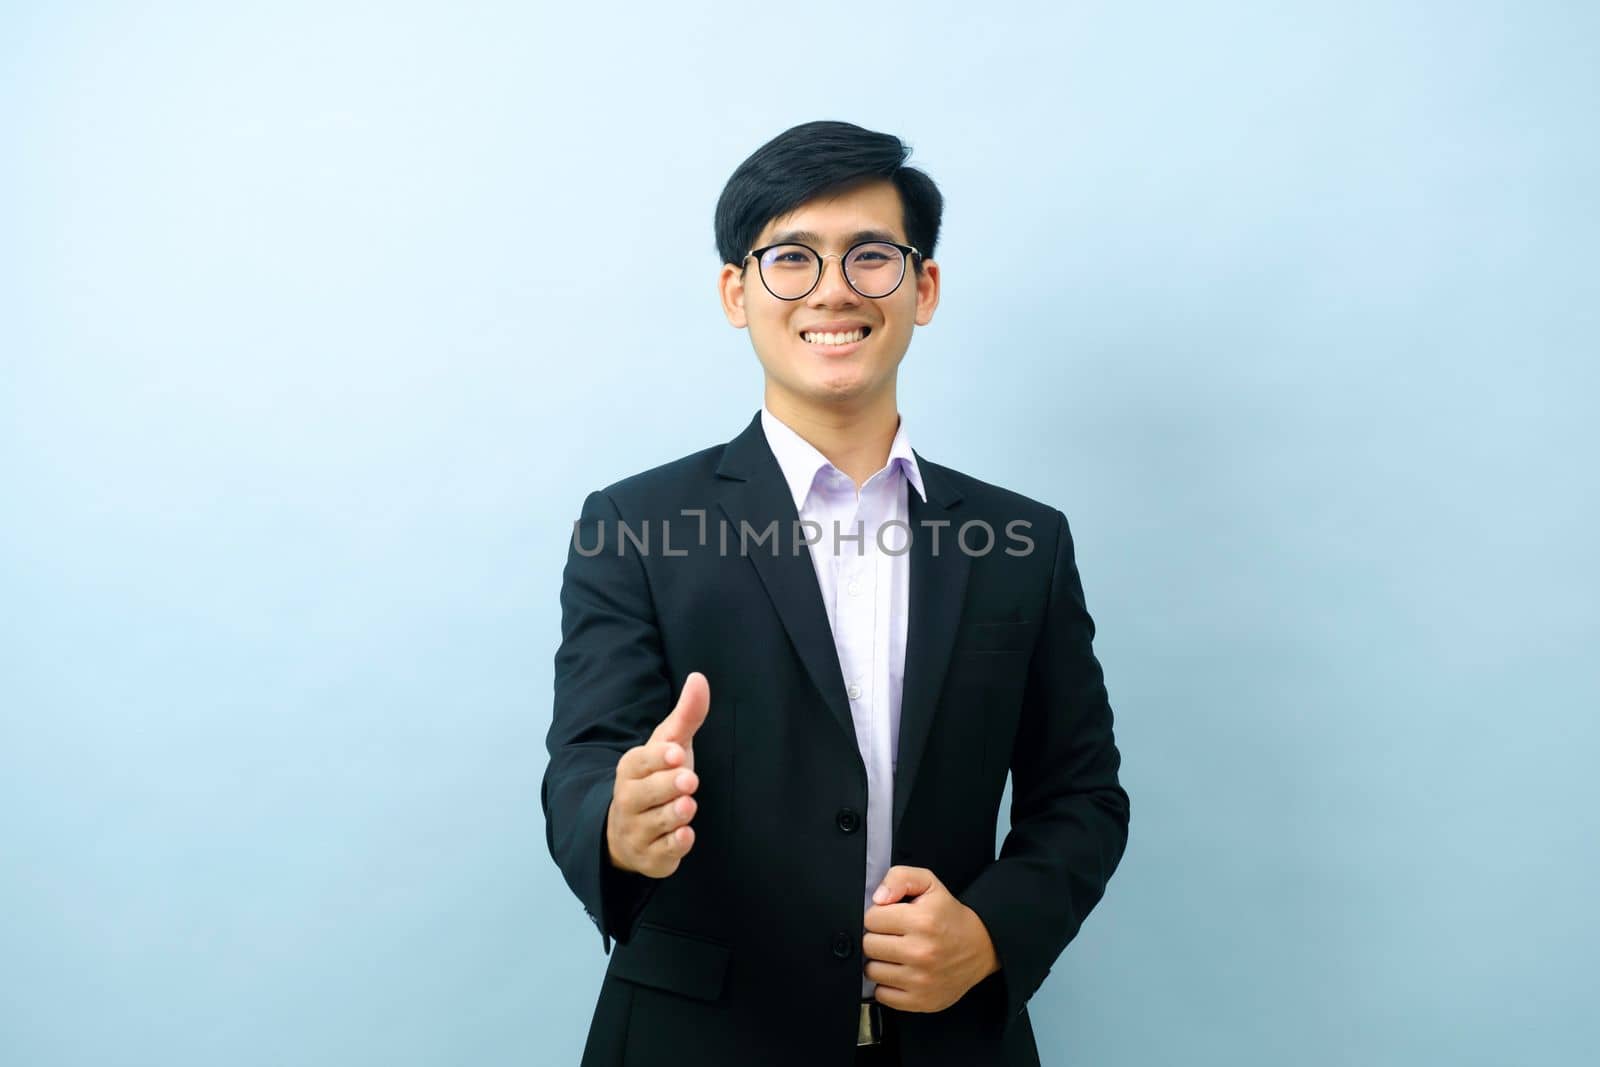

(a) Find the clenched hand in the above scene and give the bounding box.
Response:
[863,866,1001,1013]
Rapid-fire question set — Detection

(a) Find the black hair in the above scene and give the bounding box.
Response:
[713,120,943,275]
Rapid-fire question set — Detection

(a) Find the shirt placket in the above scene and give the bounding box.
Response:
[834,488,875,758]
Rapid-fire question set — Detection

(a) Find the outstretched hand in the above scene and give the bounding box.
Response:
[606,672,710,878]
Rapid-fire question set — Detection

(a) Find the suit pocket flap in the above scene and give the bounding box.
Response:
[607,921,732,1002]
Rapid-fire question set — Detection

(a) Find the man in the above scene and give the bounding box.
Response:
[543,120,1130,1066]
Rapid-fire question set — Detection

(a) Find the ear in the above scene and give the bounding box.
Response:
[913,259,940,327]
[719,261,750,329]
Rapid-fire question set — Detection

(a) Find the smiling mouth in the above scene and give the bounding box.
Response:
[799,326,872,346]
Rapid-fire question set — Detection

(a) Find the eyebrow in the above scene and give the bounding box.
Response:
[768,228,902,247]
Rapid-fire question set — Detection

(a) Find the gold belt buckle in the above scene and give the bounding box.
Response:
[857,1000,884,1046]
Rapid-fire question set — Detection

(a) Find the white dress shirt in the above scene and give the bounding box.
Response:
[758,404,927,999]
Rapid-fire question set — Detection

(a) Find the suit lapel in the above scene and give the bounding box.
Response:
[715,413,855,748]
[712,411,973,835]
[893,455,970,838]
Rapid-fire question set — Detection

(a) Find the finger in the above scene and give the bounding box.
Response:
[864,959,916,988]
[861,931,914,963]
[618,739,692,782]
[863,903,913,935]
[646,822,695,861]
[644,792,697,838]
[651,671,711,747]
[872,865,937,905]
[871,983,913,1011]
[621,764,699,813]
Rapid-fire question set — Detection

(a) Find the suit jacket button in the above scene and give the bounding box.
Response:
[836,807,860,833]
[831,931,855,959]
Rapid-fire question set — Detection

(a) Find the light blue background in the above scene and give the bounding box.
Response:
[3,2,1595,1064]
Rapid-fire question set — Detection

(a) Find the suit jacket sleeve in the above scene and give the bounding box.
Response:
[542,488,672,954]
[958,508,1131,1024]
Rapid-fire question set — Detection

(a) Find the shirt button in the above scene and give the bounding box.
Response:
[847,580,862,597]
[831,931,855,959]
[836,807,860,833]
[847,683,861,700]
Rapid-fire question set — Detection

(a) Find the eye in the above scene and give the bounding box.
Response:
[761,244,817,270]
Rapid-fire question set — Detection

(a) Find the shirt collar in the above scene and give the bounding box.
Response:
[759,404,927,511]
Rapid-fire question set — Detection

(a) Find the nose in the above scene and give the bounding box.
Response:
[808,254,860,304]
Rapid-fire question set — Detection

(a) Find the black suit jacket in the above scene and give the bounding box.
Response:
[543,411,1130,1066]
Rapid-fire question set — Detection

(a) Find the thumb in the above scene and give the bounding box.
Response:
[872,865,939,905]
[653,671,710,746]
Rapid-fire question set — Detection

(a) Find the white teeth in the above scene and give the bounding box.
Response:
[803,328,865,345]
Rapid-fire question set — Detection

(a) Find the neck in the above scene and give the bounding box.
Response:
[763,386,902,490]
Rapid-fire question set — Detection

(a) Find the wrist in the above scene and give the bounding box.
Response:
[603,805,632,873]
[965,903,1001,978]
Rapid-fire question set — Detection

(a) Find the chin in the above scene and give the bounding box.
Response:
[808,366,867,390]
[810,374,881,405]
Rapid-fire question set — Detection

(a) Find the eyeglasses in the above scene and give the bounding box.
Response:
[743,240,922,301]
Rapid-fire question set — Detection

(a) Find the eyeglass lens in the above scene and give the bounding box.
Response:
[757,243,906,299]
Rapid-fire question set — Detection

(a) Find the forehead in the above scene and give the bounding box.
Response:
[754,179,907,248]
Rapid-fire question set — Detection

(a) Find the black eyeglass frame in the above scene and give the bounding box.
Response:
[742,240,924,301]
